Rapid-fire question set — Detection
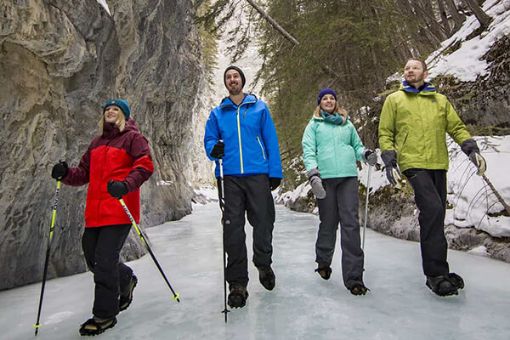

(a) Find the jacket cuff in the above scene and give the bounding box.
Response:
[306,168,320,179]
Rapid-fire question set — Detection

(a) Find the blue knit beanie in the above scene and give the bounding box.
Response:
[102,99,131,119]
[317,88,337,105]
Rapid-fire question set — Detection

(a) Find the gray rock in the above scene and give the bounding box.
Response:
[0,1,208,289]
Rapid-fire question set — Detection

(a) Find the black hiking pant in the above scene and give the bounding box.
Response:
[316,177,364,288]
[82,224,134,319]
[218,175,275,287]
[403,169,450,277]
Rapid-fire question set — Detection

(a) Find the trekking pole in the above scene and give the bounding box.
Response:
[362,165,372,251]
[117,198,180,303]
[34,180,61,336]
[218,159,230,323]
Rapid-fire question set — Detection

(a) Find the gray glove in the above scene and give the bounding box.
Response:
[364,149,378,166]
[307,168,326,199]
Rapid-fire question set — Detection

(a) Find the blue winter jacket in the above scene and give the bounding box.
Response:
[204,94,283,178]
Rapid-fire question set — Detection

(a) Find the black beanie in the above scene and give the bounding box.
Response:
[224,65,246,88]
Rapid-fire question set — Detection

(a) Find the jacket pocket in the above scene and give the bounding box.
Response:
[256,136,267,160]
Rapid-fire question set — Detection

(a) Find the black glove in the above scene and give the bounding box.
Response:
[460,138,480,156]
[210,141,225,159]
[51,161,68,180]
[364,149,378,166]
[461,139,486,176]
[107,180,128,198]
[270,177,281,191]
[381,150,402,186]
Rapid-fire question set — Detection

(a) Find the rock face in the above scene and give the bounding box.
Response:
[0,0,209,289]
[436,35,510,133]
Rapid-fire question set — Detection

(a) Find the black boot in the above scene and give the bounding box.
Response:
[426,275,459,296]
[257,266,276,290]
[119,274,138,312]
[315,265,332,280]
[79,316,117,336]
[448,273,464,289]
[347,281,369,296]
[228,284,249,308]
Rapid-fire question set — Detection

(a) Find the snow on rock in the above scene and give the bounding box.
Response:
[427,0,510,81]
[446,135,510,237]
[280,136,510,238]
[96,0,111,15]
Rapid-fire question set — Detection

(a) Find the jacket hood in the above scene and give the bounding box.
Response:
[220,93,258,109]
[311,112,350,124]
[103,118,139,138]
[400,81,436,95]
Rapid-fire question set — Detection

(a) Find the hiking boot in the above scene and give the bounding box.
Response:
[426,275,459,296]
[79,316,117,336]
[315,265,332,280]
[448,273,464,290]
[119,274,138,312]
[257,266,276,290]
[228,284,249,308]
[348,281,369,296]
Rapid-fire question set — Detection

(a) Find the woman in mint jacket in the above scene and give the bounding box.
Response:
[302,88,376,295]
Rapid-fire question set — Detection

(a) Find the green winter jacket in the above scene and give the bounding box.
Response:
[302,115,365,178]
[378,84,471,172]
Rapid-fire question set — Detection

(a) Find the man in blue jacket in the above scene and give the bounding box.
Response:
[204,65,283,308]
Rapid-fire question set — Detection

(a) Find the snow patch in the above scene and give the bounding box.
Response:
[96,0,111,15]
[427,0,510,81]
[468,245,490,257]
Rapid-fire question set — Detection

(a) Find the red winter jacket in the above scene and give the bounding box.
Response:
[63,119,154,227]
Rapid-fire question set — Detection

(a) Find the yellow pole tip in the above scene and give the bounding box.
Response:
[33,323,41,328]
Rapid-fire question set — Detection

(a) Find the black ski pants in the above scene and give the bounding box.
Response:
[403,169,450,277]
[218,175,275,287]
[316,177,364,288]
[82,224,134,319]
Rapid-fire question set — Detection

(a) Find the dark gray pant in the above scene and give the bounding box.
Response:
[316,177,364,288]
[82,224,133,319]
[403,169,449,277]
[218,175,275,287]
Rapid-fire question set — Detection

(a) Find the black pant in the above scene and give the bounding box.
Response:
[403,169,449,277]
[218,175,275,287]
[82,224,133,319]
[316,177,364,288]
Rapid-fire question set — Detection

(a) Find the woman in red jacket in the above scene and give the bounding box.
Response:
[51,99,153,336]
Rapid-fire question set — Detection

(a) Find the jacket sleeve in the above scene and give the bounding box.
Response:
[378,95,397,152]
[204,109,221,160]
[302,121,318,172]
[124,133,154,192]
[260,104,283,178]
[349,123,365,161]
[62,145,91,186]
[445,99,472,145]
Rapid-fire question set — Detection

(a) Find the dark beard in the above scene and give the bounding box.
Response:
[228,88,242,96]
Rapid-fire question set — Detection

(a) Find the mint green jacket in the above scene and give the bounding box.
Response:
[302,116,365,178]
[378,85,471,172]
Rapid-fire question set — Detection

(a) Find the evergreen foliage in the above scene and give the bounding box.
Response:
[196,0,492,188]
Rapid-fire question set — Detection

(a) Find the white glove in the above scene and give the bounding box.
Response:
[469,152,487,176]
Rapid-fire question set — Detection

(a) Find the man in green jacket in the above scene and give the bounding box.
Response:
[378,58,486,297]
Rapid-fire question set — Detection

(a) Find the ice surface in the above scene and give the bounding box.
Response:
[1,204,510,339]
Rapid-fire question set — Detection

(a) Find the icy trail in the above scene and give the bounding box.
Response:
[1,204,509,339]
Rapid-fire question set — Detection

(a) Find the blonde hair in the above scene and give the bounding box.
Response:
[313,102,348,120]
[98,111,126,133]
